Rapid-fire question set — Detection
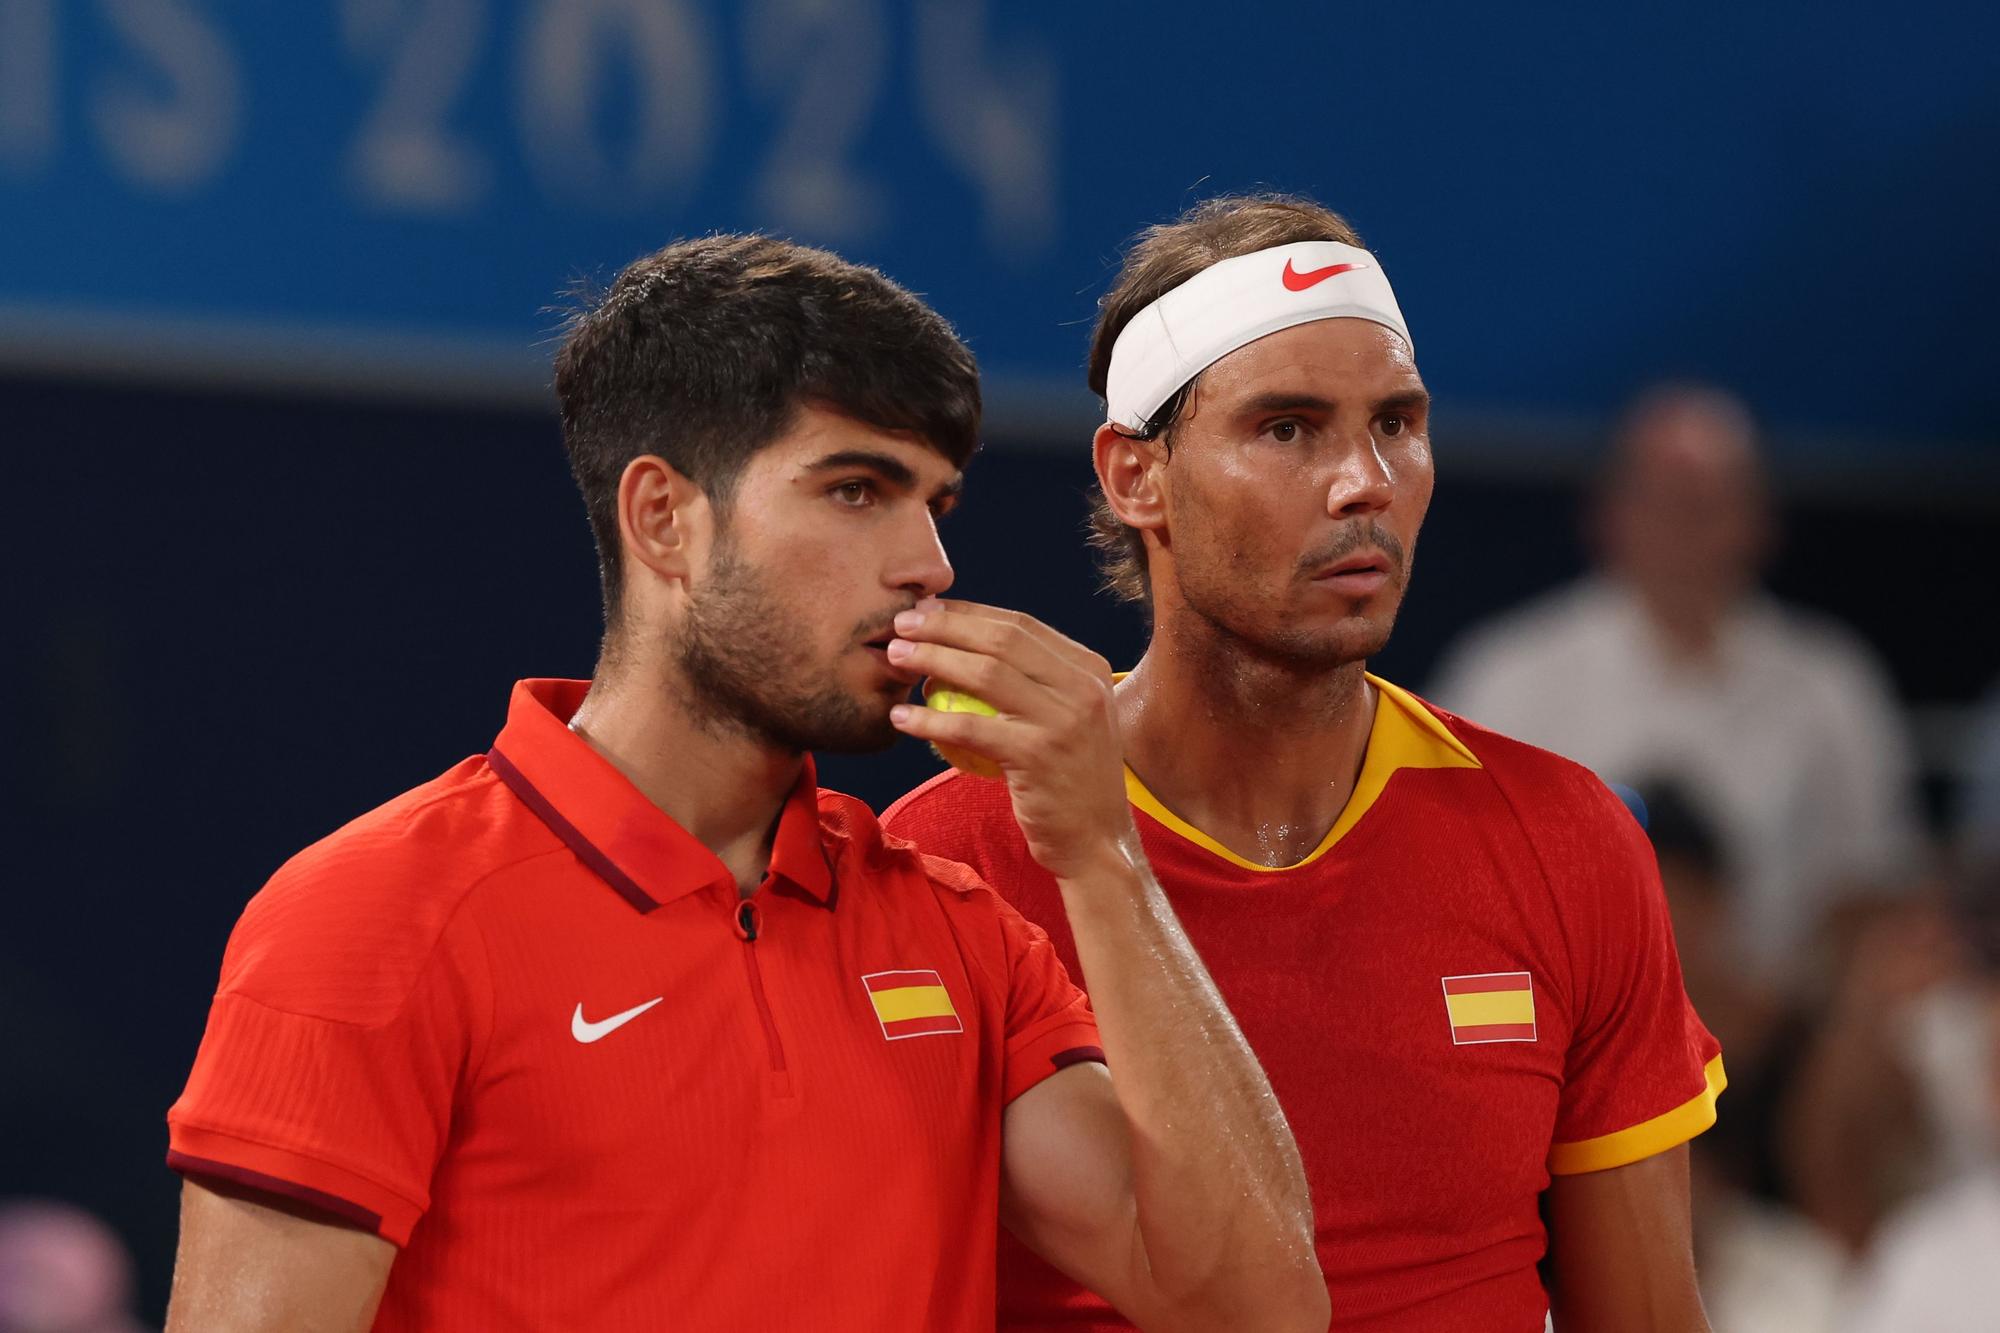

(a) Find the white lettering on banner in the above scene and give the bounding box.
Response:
[515,0,715,213]
[342,0,492,213]
[743,0,890,240]
[0,0,57,172]
[90,0,239,192]
[3,2,1064,266]
[912,0,1057,261]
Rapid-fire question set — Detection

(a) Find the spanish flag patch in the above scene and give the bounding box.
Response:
[862,969,963,1040]
[1441,971,1536,1044]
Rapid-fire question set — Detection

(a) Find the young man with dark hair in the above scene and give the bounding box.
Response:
[886,197,1725,1331]
[162,235,1325,1333]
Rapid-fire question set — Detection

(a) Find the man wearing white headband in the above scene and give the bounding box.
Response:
[888,195,1721,1331]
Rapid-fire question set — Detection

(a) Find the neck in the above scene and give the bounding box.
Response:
[566,656,803,892]
[1117,612,1377,867]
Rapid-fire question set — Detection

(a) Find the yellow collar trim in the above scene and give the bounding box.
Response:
[1123,674,1480,873]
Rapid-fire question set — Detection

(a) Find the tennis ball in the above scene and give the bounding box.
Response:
[923,686,1004,779]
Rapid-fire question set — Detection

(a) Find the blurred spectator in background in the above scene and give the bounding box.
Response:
[1959,675,2000,868]
[1431,383,1927,986]
[1839,870,2000,1333]
[0,1201,147,1333]
[1772,893,1955,1253]
[1640,783,1845,1333]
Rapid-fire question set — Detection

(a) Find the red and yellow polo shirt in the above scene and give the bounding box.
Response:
[885,676,1723,1333]
[168,679,1102,1332]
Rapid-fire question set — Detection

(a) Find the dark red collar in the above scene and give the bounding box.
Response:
[487,679,834,913]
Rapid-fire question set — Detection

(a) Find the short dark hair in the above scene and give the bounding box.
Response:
[1085,194,1365,606]
[554,234,981,624]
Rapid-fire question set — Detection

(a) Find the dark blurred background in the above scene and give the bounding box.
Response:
[4,3,1997,1328]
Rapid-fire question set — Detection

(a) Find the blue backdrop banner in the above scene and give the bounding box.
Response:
[1,1,1993,441]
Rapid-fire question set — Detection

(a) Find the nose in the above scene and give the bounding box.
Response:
[890,510,955,601]
[1325,435,1395,519]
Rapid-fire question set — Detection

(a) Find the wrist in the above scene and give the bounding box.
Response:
[1051,826,1154,909]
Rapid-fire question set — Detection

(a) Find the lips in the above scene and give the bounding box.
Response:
[860,636,921,685]
[1315,550,1391,579]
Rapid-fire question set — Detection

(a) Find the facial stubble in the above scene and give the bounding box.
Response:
[675,541,905,754]
[1172,500,1413,669]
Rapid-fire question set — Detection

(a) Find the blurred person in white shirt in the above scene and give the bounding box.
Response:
[1431,384,1927,986]
[1641,782,1846,1333]
[1841,884,2000,1333]
[1960,674,2000,867]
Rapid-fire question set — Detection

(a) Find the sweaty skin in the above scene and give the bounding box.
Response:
[1093,316,1713,1331]
[888,599,1325,1331]
[167,407,1326,1333]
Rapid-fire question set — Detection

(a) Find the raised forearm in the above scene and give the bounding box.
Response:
[881,600,1325,1327]
[1057,836,1324,1330]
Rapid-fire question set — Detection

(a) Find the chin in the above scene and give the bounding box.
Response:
[1259,611,1397,668]
[805,692,905,755]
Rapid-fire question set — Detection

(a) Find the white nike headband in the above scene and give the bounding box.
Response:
[1103,240,1412,431]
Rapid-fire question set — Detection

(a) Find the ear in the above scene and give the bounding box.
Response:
[1092,422,1168,534]
[617,455,713,592]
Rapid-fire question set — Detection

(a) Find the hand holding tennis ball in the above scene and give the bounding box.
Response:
[887,599,1140,882]
[923,684,1004,778]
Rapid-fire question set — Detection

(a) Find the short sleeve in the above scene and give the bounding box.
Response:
[166,880,489,1245]
[1547,780,1725,1174]
[993,900,1103,1105]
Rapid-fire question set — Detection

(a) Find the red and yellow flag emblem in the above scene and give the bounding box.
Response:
[1441,972,1536,1044]
[862,969,962,1040]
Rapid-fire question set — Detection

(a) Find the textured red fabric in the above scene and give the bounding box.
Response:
[883,679,1721,1333]
[170,679,1099,1332]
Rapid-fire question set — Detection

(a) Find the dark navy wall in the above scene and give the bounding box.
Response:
[5,370,1996,1317]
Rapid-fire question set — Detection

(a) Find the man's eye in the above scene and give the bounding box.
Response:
[1379,415,1406,437]
[833,481,874,506]
[1270,421,1301,443]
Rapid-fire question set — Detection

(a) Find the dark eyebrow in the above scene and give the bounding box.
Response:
[804,449,963,503]
[1236,391,1339,417]
[1235,387,1431,418]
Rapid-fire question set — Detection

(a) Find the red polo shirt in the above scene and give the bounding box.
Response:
[168,679,1102,1332]
[886,676,1722,1332]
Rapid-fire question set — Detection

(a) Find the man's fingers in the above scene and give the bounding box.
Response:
[891,700,1018,764]
[897,601,1108,686]
[891,640,1038,714]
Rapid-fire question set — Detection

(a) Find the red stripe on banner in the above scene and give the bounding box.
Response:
[864,969,943,993]
[882,1011,963,1038]
[1443,973,1531,995]
[1452,1022,1537,1042]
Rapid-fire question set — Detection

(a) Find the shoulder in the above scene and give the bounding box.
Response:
[882,770,1018,838]
[1427,702,1650,864]
[880,770,1031,874]
[818,783,1007,908]
[819,788,1054,984]
[1753,598,1902,699]
[221,756,560,1024]
[1433,702,1621,805]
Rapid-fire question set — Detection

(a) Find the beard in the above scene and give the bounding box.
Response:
[1172,516,1412,669]
[674,541,904,754]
